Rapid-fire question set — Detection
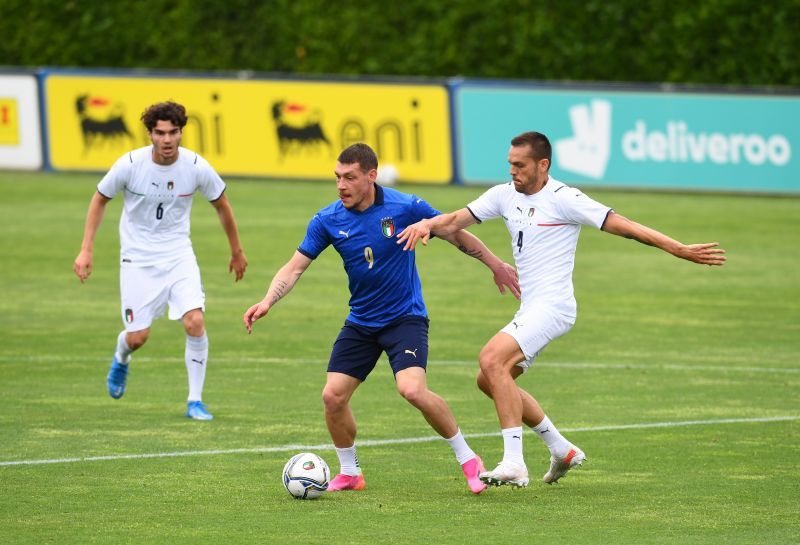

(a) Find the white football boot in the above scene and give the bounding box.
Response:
[479,461,529,488]
[543,445,586,484]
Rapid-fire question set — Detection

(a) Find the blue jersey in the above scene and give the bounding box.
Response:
[298,185,440,327]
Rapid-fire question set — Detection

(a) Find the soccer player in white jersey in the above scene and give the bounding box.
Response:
[397,131,726,487]
[73,101,248,420]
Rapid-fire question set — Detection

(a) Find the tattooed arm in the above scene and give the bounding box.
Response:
[243,251,314,333]
[437,229,521,299]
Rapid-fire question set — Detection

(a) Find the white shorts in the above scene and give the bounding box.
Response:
[119,257,205,332]
[500,304,575,372]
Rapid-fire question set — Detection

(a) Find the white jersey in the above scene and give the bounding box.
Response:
[468,177,611,317]
[97,146,226,267]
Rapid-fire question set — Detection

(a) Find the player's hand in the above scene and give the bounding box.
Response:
[493,261,521,299]
[73,250,93,283]
[243,301,270,334]
[677,242,726,266]
[230,250,248,282]
[396,220,431,251]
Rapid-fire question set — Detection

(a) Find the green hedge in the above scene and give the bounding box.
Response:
[2,0,798,86]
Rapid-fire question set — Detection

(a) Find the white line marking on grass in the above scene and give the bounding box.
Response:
[1,415,796,468]
[434,360,800,375]
[2,355,799,374]
[537,362,800,374]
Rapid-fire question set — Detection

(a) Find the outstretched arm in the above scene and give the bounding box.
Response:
[397,208,477,251]
[243,251,313,333]
[211,193,248,281]
[437,229,520,299]
[73,191,111,283]
[602,212,726,266]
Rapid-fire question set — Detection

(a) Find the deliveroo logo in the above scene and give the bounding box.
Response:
[622,121,791,166]
[554,100,612,179]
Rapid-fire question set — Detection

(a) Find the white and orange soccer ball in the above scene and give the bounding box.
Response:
[282,452,330,500]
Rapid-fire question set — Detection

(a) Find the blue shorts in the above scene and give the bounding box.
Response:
[327,315,430,381]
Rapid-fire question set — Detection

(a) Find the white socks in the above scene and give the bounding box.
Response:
[501,426,525,467]
[114,331,132,364]
[532,415,572,458]
[445,429,477,465]
[115,330,211,403]
[335,445,361,476]
[497,418,571,466]
[185,333,208,402]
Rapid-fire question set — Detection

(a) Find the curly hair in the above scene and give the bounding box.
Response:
[140,101,188,131]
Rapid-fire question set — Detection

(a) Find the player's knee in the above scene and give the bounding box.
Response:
[397,383,426,406]
[476,371,493,398]
[321,387,347,412]
[182,309,205,336]
[478,349,504,376]
[126,329,149,350]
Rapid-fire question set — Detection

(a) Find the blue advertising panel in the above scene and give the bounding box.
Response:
[455,84,799,193]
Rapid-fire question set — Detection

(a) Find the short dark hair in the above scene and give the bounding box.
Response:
[511,131,552,165]
[140,101,188,131]
[337,143,378,172]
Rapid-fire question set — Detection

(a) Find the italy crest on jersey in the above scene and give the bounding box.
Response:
[167,180,174,191]
[381,217,395,238]
[125,308,134,323]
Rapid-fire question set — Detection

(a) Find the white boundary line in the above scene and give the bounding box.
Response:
[1,355,798,374]
[1,415,796,468]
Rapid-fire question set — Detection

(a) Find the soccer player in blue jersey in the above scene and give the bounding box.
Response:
[243,143,519,494]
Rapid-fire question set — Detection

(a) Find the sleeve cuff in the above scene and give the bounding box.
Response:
[466,206,482,224]
[297,247,318,260]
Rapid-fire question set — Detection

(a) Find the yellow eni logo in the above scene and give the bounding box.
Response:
[45,76,452,183]
[0,99,20,145]
[261,83,452,183]
[270,99,426,163]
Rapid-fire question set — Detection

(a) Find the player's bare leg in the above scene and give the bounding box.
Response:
[479,332,526,428]
[395,367,458,437]
[126,328,150,350]
[476,342,585,484]
[477,366,544,428]
[322,372,360,446]
[395,367,487,493]
[476,332,530,487]
[322,372,366,491]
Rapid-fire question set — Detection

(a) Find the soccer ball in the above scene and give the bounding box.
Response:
[376,164,399,186]
[282,452,330,500]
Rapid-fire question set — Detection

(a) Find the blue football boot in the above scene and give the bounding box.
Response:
[186,401,214,420]
[106,357,129,399]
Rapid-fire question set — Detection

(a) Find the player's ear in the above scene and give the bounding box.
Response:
[368,169,378,182]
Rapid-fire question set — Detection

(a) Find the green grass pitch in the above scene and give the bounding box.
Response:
[0,171,798,544]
